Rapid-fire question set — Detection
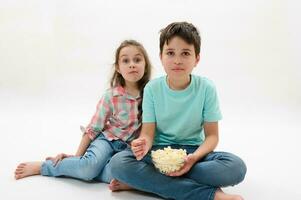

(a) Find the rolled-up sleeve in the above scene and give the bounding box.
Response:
[85,93,112,140]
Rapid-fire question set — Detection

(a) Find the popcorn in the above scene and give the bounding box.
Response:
[151,146,187,174]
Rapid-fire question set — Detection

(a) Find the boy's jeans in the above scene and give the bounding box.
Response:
[41,133,128,183]
[109,145,247,200]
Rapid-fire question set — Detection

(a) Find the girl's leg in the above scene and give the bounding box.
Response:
[185,151,247,187]
[15,134,114,181]
[41,135,114,181]
[92,159,133,191]
[93,138,129,184]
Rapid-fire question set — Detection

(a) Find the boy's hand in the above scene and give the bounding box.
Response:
[46,153,74,166]
[131,138,151,160]
[167,154,198,177]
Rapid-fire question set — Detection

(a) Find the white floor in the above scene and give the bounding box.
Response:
[1,90,301,200]
[1,0,301,199]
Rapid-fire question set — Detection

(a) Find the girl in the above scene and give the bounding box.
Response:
[14,40,152,185]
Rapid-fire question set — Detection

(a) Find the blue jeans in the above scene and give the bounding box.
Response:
[41,133,128,183]
[109,145,247,200]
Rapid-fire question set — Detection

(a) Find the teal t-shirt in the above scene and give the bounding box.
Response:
[142,74,222,145]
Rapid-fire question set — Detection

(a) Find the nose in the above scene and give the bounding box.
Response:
[129,61,136,68]
[174,56,182,65]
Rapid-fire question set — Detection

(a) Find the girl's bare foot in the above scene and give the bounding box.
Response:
[214,188,244,200]
[14,162,42,180]
[109,179,133,191]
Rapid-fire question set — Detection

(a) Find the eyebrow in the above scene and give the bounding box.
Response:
[120,53,143,58]
[164,48,192,51]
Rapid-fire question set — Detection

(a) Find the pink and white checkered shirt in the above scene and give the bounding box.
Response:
[84,86,142,142]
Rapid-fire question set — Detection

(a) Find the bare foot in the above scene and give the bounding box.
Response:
[214,188,244,200]
[14,162,42,180]
[109,179,133,191]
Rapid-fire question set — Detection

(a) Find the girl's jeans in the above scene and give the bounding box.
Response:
[109,145,247,200]
[40,133,128,183]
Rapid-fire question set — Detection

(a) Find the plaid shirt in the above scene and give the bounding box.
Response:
[84,86,142,142]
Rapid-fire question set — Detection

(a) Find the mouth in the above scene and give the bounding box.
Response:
[171,68,184,72]
[128,71,139,74]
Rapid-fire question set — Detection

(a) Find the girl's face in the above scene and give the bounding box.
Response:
[160,36,200,81]
[117,45,146,85]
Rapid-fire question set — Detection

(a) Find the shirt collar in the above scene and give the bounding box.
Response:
[112,86,141,100]
[112,86,126,97]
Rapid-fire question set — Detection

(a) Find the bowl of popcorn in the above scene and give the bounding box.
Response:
[151,146,187,174]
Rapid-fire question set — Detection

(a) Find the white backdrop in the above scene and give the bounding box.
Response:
[1,0,301,199]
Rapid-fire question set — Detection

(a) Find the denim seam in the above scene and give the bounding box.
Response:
[209,188,218,200]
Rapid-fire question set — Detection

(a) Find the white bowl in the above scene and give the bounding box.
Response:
[151,147,186,174]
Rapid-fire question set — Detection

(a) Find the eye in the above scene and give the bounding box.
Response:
[134,57,142,63]
[121,58,129,64]
[182,51,191,56]
[166,51,174,56]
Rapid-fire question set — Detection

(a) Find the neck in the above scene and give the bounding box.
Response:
[167,75,191,90]
[125,82,140,97]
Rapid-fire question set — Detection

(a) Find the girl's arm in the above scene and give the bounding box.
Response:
[46,133,92,166]
[131,122,156,160]
[47,94,110,165]
[75,133,92,156]
[168,121,219,176]
[75,93,111,156]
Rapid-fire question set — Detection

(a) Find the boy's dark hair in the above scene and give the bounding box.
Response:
[159,22,201,56]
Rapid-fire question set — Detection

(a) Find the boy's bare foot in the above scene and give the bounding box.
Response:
[109,179,133,191]
[14,162,42,180]
[214,188,244,200]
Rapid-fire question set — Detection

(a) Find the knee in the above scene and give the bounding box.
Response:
[229,154,247,184]
[110,151,134,180]
[239,159,247,181]
[77,160,102,181]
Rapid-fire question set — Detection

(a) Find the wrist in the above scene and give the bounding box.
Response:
[75,152,82,157]
[189,153,199,164]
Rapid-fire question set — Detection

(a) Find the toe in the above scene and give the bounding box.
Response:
[17,164,25,168]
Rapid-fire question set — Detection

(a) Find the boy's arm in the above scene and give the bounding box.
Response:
[191,121,219,161]
[131,122,156,160]
[168,121,219,177]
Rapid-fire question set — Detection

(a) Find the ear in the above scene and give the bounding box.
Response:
[115,65,121,73]
[194,54,200,67]
[159,52,163,62]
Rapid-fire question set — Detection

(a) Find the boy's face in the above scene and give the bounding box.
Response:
[160,36,200,81]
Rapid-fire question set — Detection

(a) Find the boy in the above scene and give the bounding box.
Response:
[109,22,246,200]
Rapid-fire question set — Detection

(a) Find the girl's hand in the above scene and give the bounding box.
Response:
[167,154,198,177]
[131,138,151,160]
[45,153,74,166]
